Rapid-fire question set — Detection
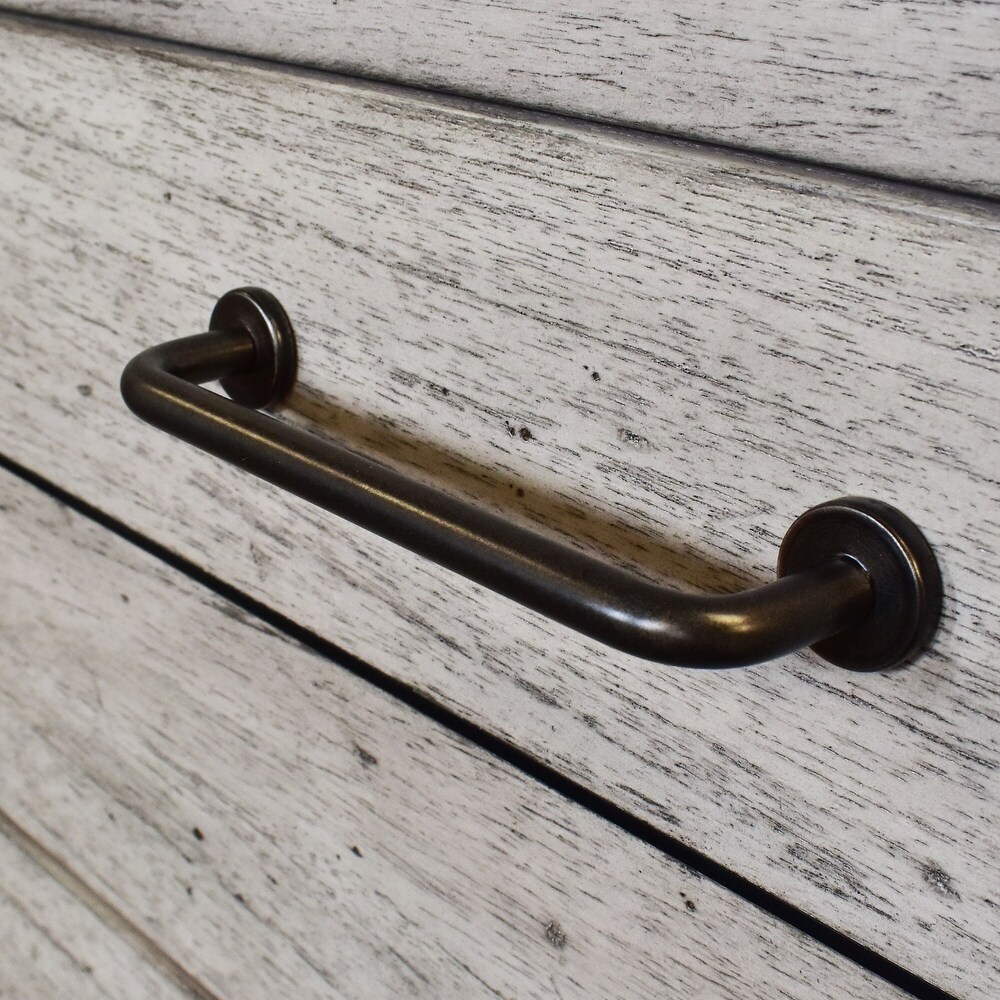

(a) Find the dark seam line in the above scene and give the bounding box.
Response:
[0,6,998,212]
[0,453,959,1000]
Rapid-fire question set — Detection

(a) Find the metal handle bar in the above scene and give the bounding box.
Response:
[121,288,942,670]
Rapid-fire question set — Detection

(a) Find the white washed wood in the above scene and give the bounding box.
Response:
[0,826,194,1000]
[8,0,1000,196]
[1,18,999,997]
[0,471,910,1000]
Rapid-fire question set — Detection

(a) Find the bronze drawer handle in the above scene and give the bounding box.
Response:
[121,288,942,670]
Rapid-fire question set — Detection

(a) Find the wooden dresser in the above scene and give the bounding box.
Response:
[1,5,997,998]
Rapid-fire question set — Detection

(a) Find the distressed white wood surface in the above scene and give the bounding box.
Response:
[0,822,194,1000]
[1,18,998,997]
[8,0,1000,196]
[0,470,909,1000]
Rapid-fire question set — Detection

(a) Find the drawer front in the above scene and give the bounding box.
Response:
[0,468,907,1000]
[2,18,999,997]
[7,2,1000,195]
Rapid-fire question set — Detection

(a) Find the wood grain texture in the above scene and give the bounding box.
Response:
[7,0,1000,195]
[0,823,195,1000]
[0,17,998,997]
[0,469,910,1000]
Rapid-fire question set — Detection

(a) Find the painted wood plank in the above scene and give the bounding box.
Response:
[0,18,998,997]
[7,0,1000,195]
[0,469,909,1000]
[0,821,197,1000]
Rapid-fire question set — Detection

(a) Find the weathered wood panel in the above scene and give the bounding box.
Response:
[0,18,998,997]
[0,820,195,1000]
[0,469,908,1000]
[8,1,1000,195]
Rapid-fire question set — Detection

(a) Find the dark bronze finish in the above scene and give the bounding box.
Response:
[212,287,297,408]
[120,288,942,670]
[777,498,943,670]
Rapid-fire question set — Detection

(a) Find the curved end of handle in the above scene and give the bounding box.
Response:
[120,287,294,420]
[778,497,943,671]
[211,287,298,410]
[120,343,165,423]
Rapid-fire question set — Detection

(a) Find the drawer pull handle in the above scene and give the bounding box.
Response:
[121,288,942,670]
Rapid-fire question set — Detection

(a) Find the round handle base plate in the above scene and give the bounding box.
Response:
[212,287,297,409]
[777,497,942,671]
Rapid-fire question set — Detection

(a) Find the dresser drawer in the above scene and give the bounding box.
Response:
[8,1,1000,195]
[1,17,998,998]
[0,468,910,1000]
